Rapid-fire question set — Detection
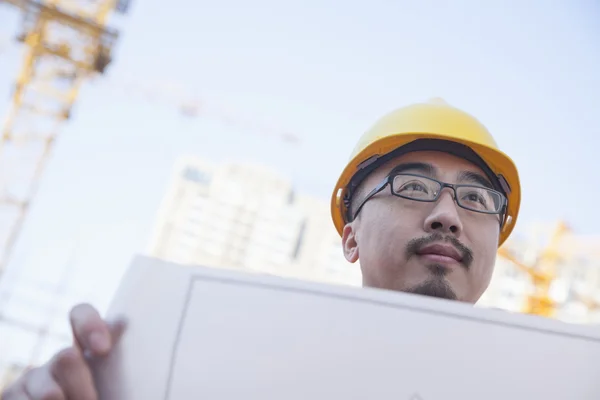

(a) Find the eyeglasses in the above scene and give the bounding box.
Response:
[351,173,507,222]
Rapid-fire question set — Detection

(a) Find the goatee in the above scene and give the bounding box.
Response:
[405,278,458,300]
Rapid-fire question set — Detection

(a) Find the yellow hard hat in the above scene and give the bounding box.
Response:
[330,98,521,247]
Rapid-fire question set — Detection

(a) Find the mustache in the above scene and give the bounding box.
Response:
[405,232,474,269]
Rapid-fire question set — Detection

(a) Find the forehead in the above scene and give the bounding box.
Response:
[370,150,492,186]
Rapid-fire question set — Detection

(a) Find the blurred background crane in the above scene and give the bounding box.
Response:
[497,220,600,319]
[0,0,130,386]
[0,0,131,278]
[98,76,301,145]
[0,0,301,282]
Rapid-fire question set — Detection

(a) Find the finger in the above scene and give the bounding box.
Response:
[48,348,97,400]
[106,317,127,344]
[21,366,66,400]
[80,317,128,362]
[69,303,112,356]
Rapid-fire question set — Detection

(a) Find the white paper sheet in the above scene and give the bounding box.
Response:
[93,255,600,399]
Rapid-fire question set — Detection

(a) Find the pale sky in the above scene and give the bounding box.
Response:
[0,0,599,315]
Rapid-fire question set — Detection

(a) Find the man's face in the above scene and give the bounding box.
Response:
[341,150,501,303]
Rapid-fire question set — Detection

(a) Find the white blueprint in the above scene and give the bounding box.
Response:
[93,255,600,400]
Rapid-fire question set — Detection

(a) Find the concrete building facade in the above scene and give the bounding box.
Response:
[146,156,361,286]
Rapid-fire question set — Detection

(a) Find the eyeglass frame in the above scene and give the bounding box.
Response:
[350,171,508,223]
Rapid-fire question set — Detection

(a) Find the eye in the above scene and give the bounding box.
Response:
[399,180,429,193]
[392,175,437,200]
[461,191,489,208]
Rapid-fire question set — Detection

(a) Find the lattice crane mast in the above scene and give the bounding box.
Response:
[0,0,130,276]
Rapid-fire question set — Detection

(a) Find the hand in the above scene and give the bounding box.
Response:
[1,303,126,400]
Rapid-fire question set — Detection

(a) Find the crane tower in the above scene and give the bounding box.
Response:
[0,0,130,277]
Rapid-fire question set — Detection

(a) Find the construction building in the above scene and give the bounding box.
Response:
[146,156,361,286]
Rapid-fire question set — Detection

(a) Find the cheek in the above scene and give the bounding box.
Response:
[358,204,420,259]
[467,226,499,279]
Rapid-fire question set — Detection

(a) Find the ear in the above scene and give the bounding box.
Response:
[342,223,359,263]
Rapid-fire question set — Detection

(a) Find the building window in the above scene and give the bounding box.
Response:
[182,166,211,185]
[291,219,307,260]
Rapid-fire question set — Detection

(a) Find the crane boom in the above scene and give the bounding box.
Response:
[0,0,129,277]
[99,77,302,145]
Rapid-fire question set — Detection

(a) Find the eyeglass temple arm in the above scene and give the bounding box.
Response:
[349,178,390,222]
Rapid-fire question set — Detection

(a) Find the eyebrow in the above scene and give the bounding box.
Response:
[389,162,494,189]
[457,170,493,189]
[389,162,435,176]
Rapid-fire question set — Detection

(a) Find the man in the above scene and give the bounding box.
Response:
[2,98,521,399]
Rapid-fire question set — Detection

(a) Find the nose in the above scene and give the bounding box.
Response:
[423,190,463,236]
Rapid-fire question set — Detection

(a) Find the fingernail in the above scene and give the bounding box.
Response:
[89,331,111,353]
[111,315,128,328]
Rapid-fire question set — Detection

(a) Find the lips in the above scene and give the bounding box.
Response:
[416,243,463,263]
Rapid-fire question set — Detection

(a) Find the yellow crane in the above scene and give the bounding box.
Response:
[496,221,567,318]
[497,221,599,319]
[0,0,131,277]
[0,2,303,281]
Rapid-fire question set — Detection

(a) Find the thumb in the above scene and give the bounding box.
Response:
[80,317,128,361]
